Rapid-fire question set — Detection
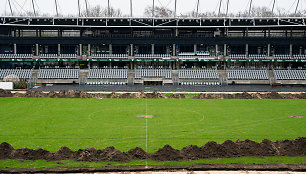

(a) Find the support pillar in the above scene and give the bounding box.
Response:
[245,44,249,57]
[151,44,155,55]
[215,44,219,56]
[35,44,39,56]
[88,44,91,56]
[79,44,82,56]
[109,44,112,55]
[267,44,271,56]
[57,44,61,56]
[130,44,133,56]
[13,44,17,54]
[289,44,293,57]
[224,44,227,56]
[173,44,176,56]
[194,44,197,53]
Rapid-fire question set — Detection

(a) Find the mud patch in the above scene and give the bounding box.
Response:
[137,115,154,118]
[289,116,304,118]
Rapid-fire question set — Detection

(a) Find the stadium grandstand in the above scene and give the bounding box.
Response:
[0,0,305,90]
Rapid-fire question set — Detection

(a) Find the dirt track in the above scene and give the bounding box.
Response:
[1,90,306,99]
[0,138,305,162]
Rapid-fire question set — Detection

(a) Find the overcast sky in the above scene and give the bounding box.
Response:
[1,0,306,17]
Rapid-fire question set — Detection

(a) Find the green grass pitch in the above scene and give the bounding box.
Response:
[0,98,305,153]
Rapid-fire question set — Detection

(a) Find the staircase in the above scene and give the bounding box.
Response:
[128,69,134,85]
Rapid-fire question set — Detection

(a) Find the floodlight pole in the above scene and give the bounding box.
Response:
[196,0,200,17]
[85,0,89,17]
[271,0,276,14]
[226,0,229,16]
[130,0,133,17]
[32,0,36,16]
[248,0,253,16]
[174,0,177,17]
[7,0,13,16]
[218,0,222,17]
[78,0,81,17]
[108,0,110,17]
[55,0,59,17]
[152,0,155,17]
[294,0,300,15]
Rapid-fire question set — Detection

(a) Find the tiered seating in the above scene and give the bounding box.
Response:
[135,54,171,59]
[181,81,221,86]
[293,55,306,60]
[0,69,33,79]
[178,69,219,79]
[178,52,214,59]
[229,54,247,59]
[273,54,292,59]
[40,54,58,59]
[227,69,269,80]
[88,69,128,79]
[87,69,128,85]
[0,54,33,59]
[135,69,172,79]
[91,54,128,59]
[249,54,267,59]
[59,54,78,59]
[273,70,306,80]
[37,69,79,79]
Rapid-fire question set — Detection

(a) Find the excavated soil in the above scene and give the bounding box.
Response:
[1,90,306,99]
[0,137,305,162]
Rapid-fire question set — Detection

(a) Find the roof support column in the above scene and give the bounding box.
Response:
[216,44,219,56]
[58,44,61,56]
[130,44,134,56]
[79,44,82,56]
[194,44,197,53]
[290,44,293,57]
[245,44,249,58]
[173,44,176,56]
[152,44,155,55]
[88,44,91,56]
[224,44,227,56]
[13,43,17,54]
[267,44,270,57]
[35,44,39,56]
[109,44,112,55]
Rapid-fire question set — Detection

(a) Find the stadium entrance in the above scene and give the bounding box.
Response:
[144,81,163,85]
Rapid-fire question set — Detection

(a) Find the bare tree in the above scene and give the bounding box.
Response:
[81,5,122,17]
[144,6,174,17]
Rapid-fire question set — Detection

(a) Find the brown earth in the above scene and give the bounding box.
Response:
[0,164,306,173]
[1,90,306,99]
[0,137,305,162]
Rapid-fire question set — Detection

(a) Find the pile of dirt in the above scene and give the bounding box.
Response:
[152,145,184,161]
[0,89,13,97]
[0,137,305,162]
[126,147,149,160]
[1,90,306,99]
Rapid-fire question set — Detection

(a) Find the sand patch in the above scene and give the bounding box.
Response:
[289,116,304,118]
[137,115,154,118]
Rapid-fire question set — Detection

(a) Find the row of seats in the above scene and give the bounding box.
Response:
[0,54,33,59]
[178,69,219,79]
[88,69,128,79]
[227,69,269,80]
[86,81,127,85]
[273,70,306,80]
[248,54,267,59]
[37,69,79,79]
[179,52,210,56]
[273,55,292,59]
[40,54,58,59]
[0,69,33,79]
[135,54,171,59]
[91,54,129,59]
[135,69,172,79]
[180,81,221,86]
[229,54,248,59]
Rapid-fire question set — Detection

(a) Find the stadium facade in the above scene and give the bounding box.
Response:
[0,16,305,87]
